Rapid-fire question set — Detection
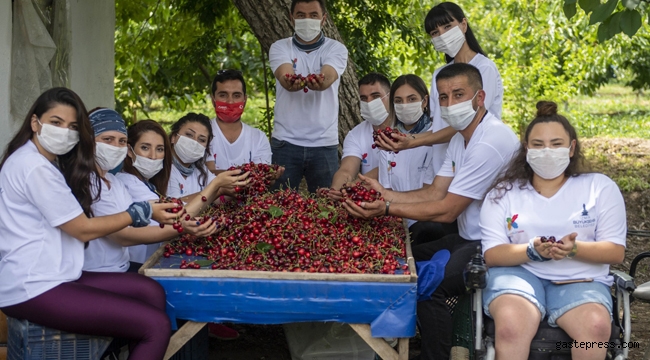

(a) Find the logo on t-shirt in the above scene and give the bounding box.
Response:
[179,183,184,195]
[507,214,519,230]
[361,153,368,164]
[573,204,595,228]
[452,161,456,173]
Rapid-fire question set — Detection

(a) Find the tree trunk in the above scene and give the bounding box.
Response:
[231,0,361,147]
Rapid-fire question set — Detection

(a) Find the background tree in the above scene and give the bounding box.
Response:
[114,0,649,138]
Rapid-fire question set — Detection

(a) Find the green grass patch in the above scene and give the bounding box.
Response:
[568,84,650,139]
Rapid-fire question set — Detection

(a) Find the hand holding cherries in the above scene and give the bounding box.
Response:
[156,197,186,232]
[284,73,324,93]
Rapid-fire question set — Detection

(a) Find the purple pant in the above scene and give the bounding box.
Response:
[2,271,170,360]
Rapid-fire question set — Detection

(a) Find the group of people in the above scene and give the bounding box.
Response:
[0,1,627,360]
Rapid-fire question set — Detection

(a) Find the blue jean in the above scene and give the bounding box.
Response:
[483,266,612,326]
[271,138,339,193]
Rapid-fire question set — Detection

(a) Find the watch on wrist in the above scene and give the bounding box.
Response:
[566,243,578,259]
[384,200,391,216]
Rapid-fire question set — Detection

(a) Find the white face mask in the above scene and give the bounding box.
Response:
[440,91,478,131]
[174,135,206,164]
[294,18,322,42]
[132,152,164,179]
[95,142,127,171]
[395,101,424,126]
[526,147,571,180]
[36,120,80,155]
[430,25,466,58]
[360,96,389,126]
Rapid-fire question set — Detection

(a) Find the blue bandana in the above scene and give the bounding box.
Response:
[292,32,326,52]
[396,113,433,135]
[89,109,127,137]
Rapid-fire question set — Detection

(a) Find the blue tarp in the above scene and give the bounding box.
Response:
[150,257,417,338]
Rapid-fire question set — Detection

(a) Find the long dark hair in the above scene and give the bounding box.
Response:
[424,2,486,63]
[489,101,588,201]
[169,113,213,188]
[0,87,100,216]
[122,120,172,197]
[388,74,430,126]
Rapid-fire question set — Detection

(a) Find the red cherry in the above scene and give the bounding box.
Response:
[201,196,208,202]
[390,161,396,167]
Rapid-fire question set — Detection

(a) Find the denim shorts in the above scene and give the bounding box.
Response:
[482,266,612,327]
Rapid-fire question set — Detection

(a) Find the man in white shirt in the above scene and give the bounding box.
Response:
[206,70,275,175]
[327,73,390,199]
[269,0,349,193]
[343,63,519,360]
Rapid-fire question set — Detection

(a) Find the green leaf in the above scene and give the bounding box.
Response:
[318,211,329,219]
[329,214,338,224]
[578,0,601,13]
[256,242,274,254]
[194,260,215,267]
[620,10,642,37]
[590,0,618,24]
[621,0,641,9]
[267,206,284,218]
[563,3,578,19]
[597,18,616,42]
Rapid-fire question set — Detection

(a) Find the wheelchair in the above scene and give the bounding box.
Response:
[458,247,636,360]
[629,250,650,360]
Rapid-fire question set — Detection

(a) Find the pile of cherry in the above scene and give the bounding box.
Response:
[163,187,408,275]
[284,73,324,93]
[372,126,403,168]
[228,162,281,200]
[540,236,564,245]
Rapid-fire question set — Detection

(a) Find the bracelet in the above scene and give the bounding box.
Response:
[384,200,391,216]
[527,238,551,262]
[566,243,578,259]
[126,201,152,228]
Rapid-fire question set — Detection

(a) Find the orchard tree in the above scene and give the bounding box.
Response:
[563,0,648,41]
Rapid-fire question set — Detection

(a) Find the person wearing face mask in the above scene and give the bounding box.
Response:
[206,70,281,180]
[115,120,172,264]
[342,64,518,360]
[0,88,182,360]
[375,2,503,177]
[376,74,436,230]
[479,101,626,360]
[269,0,349,193]
[84,110,244,273]
[327,73,390,200]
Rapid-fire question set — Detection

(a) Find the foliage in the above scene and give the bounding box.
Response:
[115,0,271,124]
[562,0,649,41]
[115,0,650,137]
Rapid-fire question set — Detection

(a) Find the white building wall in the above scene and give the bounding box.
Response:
[0,0,15,150]
[69,0,115,110]
[0,0,115,152]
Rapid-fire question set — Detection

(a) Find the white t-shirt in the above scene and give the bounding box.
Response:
[378,126,435,227]
[437,113,518,241]
[269,37,348,147]
[341,120,381,175]
[167,164,216,198]
[480,174,627,285]
[207,120,272,169]
[115,172,161,264]
[83,173,132,272]
[0,141,84,307]
[429,54,504,175]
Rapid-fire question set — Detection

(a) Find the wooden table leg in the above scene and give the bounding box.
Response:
[163,321,207,360]
[349,323,409,360]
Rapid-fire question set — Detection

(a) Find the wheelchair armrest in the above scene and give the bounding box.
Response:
[611,270,636,292]
[629,251,650,278]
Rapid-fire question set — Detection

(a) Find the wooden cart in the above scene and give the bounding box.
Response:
[140,233,417,360]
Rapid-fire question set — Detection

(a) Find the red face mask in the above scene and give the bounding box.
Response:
[215,101,245,123]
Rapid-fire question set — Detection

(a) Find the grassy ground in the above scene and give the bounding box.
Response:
[569,84,650,139]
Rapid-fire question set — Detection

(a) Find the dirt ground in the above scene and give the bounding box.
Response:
[207,138,650,360]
